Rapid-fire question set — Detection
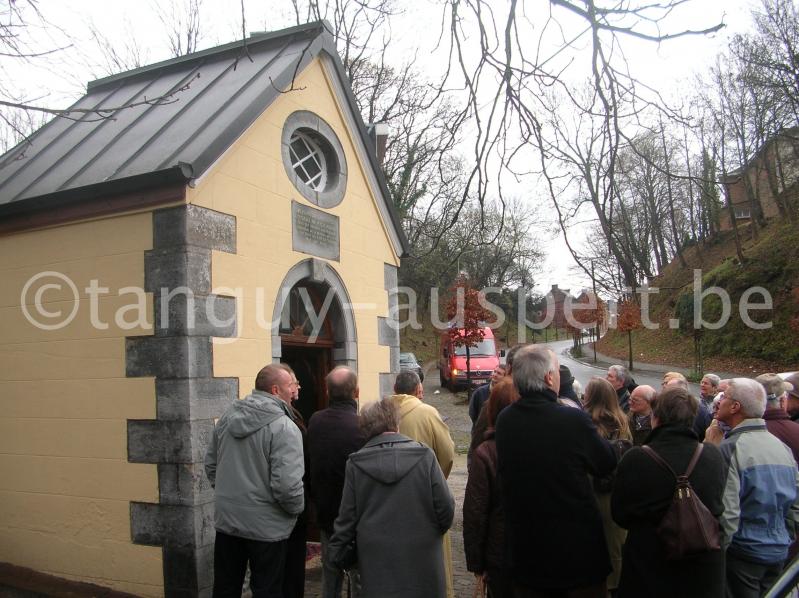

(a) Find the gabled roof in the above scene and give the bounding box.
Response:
[0,21,409,255]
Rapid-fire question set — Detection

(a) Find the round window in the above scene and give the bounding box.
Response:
[282,111,348,208]
[289,130,328,191]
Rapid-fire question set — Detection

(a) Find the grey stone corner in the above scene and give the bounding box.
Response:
[153,204,236,253]
[384,263,398,291]
[377,316,399,347]
[379,372,395,400]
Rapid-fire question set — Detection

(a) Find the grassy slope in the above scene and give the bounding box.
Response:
[597,220,799,374]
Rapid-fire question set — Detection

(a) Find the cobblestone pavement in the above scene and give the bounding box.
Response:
[303,364,475,597]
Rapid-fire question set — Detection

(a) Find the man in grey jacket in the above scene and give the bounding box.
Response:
[205,364,305,598]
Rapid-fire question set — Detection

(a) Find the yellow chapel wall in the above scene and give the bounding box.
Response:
[187,57,400,402]
[0,213,164,596]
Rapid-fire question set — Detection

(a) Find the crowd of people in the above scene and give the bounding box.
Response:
[464,349,799,598]
[203,348,799,598]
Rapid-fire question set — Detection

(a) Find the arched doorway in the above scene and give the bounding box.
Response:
[272,258,358,423]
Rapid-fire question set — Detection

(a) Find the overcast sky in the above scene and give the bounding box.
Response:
[9,0,759,297]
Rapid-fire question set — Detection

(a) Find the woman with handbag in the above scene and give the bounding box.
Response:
[611,386,726,598]
[583,377,633,595]
[329,399,455,597]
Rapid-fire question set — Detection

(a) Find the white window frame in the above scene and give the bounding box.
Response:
[289,130,328,191]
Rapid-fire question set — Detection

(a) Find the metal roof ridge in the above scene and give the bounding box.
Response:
[86,20,330,93]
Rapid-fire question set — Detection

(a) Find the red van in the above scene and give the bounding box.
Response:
[438,327,500,391]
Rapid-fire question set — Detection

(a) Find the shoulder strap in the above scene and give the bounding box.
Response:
[683,443,704,477]
[642,443,704,479]
[641,445,677,479]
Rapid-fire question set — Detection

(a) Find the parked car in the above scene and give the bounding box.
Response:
[399,352,424,382]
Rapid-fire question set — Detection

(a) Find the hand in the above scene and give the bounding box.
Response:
[704,419,724,445]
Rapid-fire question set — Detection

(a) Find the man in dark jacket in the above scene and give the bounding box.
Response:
[785,372,799,421]
[205,364,304,598]
[468,364,506,424]
[496,346,617,597]
[758,373,799,463]
[307,366,367,598]
[607,364,631,413]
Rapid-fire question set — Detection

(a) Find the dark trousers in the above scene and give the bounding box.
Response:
[725,551,783,598]
[512,580,607,598]
[486,567,512,598]
[213,530,287,598]
[282,517,307,598]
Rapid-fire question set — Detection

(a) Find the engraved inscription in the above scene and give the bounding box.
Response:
[291,201,340,261]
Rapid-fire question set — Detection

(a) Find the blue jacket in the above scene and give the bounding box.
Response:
[720,418,799,564]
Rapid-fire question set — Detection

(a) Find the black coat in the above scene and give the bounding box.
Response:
[495,388,617,590]
[307,400,367,533]
[469,383,491,424]
[611,425,726,598]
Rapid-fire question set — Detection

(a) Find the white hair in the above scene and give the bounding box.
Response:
[608,364,628,385]
[513,346,557,394]
[727,378,767,419]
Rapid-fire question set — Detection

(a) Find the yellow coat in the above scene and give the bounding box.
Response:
[390,393,456,598]
[390,394,455,478]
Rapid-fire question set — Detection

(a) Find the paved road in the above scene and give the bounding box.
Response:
[545,339,700,395]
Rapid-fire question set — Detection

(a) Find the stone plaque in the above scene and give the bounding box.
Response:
[291,200,340,261]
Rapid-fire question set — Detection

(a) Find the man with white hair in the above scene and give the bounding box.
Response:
[607,364,631,413]
[712,377,799,597]
[496,346,617,597]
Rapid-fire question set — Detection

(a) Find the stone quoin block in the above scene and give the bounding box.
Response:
[158,463,216,506]
[162,544,215,598]
[153,293,237,338]
[144,248,213,295]
[126,336,213,379]
[155,377,238,421]
[127,419,216,464]
[379,373,395,400]
[377,316,399,347]
[153,204,236,253]
[130,501,215,549]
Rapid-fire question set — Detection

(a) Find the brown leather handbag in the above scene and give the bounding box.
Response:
[641,443,721,560]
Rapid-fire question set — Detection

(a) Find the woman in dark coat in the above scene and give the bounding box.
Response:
[611,386,727,598]
[329,399,455,598]
[463,378,518,597]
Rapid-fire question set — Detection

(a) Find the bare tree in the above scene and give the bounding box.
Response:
[153,0,204,58]
[433,0,724,289]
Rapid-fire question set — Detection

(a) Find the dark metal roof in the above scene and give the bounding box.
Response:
[0,21,409,255]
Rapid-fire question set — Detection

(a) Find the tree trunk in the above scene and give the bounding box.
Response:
[627,330,633,371]
[660,123,688,268]
[466,345,472,398]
